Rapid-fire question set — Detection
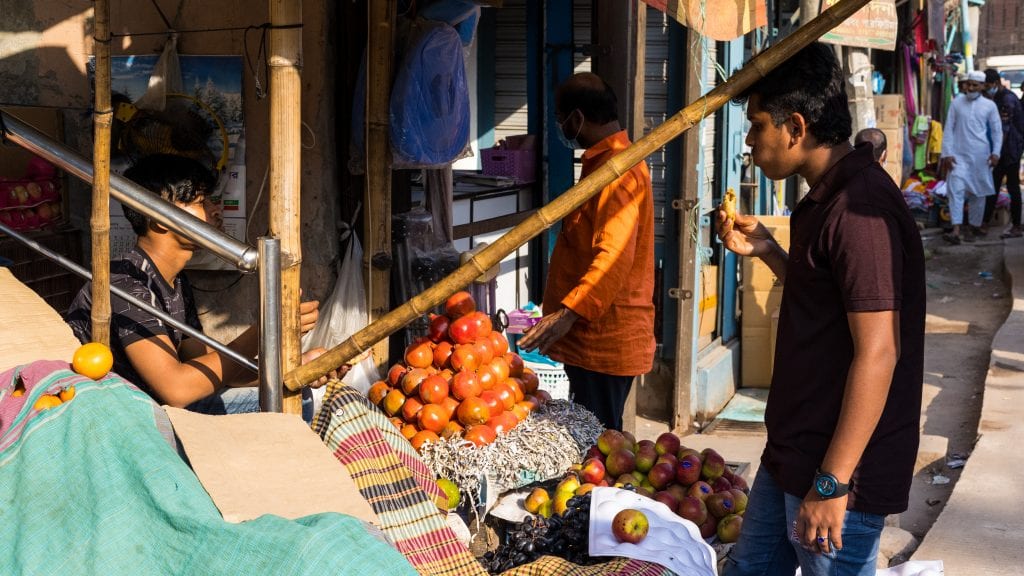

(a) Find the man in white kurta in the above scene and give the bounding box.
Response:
[941,70,1002,244]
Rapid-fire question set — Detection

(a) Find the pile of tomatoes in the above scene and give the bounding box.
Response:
[368,291,552,452]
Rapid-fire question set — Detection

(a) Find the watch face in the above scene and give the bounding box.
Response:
[815,475,837,497]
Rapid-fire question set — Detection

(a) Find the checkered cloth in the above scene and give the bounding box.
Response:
[503,556,673,575]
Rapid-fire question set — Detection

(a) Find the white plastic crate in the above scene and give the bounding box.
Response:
[524,360,570,401]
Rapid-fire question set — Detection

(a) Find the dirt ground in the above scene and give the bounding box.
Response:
[897,229,1011,551]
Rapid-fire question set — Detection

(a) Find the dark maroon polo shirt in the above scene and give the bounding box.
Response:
[761,143,925,515]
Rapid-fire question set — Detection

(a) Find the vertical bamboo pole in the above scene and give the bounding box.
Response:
[365,0,394,373]
[91,0,112,347]
[269,0,303,414]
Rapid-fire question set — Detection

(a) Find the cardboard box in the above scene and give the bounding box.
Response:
[880,126,904,186]
[741,216,790,292]
[873,95,905,129]
[741,326,775,388]
[742,287,783,330]
[698,265,719,338]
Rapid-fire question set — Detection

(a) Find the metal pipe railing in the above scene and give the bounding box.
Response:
[258,237,283,412]
[0,110,259,273]
[0,221,259,374]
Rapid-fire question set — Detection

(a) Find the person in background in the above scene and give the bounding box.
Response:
[853,128,887,165]
[517,72,655,431]
[66,155,343,414]
[718,42,926,576]
[981,68,1024,238]
[940,70,1002,244]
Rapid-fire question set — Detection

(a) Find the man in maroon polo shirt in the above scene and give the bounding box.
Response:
[718,43,925,576]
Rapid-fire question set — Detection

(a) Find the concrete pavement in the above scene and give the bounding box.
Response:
[912,240,1024,573]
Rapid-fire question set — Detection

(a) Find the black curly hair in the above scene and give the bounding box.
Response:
[121,154,215,236]
[735,42,852,146]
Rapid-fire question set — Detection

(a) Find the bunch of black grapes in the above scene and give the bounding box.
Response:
[481,492,599,574]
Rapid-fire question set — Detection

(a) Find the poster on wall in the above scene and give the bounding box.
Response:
[91,55,247,270]
[818,0,898,51]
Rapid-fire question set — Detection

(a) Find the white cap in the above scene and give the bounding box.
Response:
[967,70,985,82]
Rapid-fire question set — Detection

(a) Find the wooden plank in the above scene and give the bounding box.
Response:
[452,209,535,240]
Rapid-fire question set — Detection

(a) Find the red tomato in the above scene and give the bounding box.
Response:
[520,369,540,395]
[457,397,491,427]
[440,420,465,439]
[491,382,516,410]
[472,312,493,335]
[488,331,509,356]
[418,403,450,434]
[472,339,494,365]
[428,314,451,342]
[404,341,434,369]
[504,352,525,378]
[383,389,407,416]
[534,389,553,405]
[410,430,440,451]
[510,403,529,422]
[448,314,478,345]
[463,424,497,447]
[487,356,511,383]
[505,378,525,403]
[432,341,454,369]
[418,374,450,405]
[450,344,480,372]
[401,397,424,422]
[451,370,482,401]
[476,365,497,391]
[440,396,460,419]
[487,410,518,435]
[401,368,430,396]
[401,423,418,440]
[445,291,477,319]
[387,364,408,387]
[479,390,503,419]
[367,381,390,405]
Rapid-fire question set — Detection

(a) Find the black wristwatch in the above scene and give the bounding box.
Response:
[813,469,852,499]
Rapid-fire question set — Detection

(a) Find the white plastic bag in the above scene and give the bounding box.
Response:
[301,225,380,413]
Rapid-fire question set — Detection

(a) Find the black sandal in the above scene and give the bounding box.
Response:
[942,233,961,245]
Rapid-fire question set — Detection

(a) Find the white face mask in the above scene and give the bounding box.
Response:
[556,110,584,150]
[965,91,982,101]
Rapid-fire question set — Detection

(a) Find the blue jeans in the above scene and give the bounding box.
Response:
[186,387,260,415]
[723,468,885,576]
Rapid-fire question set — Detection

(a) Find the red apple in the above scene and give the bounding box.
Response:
[653,490,680,511]
[677,496,708,525]
[596,430,629,456]
[580,458,606,484]
[728,488,748,514]
[427,314,451,342]
[605,448,637,478]
[655,432,681,457]
[711,476,733,493]
[635,443,658,474]
[647,462,675,490]
[445,291,476,319]
[701,448,726,481]
[705,491,736,519]
[687,480,713,501]
[675,453,702,486]
[717,514,743,543]
[611,509,650,544]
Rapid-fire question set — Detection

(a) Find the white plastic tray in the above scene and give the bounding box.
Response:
[588,487,717,576]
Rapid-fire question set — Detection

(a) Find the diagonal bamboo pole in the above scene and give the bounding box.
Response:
[284,0,873,391]
[91,0,113,347]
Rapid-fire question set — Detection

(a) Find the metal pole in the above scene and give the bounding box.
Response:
[0,221,259,374]
[0,110,259,273]
[960,0,973,72]
[259,237,283,413]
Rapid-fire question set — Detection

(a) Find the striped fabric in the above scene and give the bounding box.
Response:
[503,556,673,576]
[313,381,487,576]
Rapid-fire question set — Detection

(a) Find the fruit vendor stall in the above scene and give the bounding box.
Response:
[0,0,874,574]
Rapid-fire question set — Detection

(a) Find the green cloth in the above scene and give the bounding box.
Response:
[1,363,417,576]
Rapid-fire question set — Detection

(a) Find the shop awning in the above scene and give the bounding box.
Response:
[641,0,767,40]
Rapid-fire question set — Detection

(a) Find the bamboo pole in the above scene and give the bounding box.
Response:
[269,0,304,414]
[90,0,113,347]
[365,0,394,375]
[284,0,873,391]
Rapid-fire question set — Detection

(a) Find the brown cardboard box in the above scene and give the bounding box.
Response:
[742,326,775,388]
[879,126,904,186]
[741,216,790,292]
[742,287,783,330]
[873,95,905,129]
[698,265,719,339]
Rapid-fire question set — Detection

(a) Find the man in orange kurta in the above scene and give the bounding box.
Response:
[519,73,656,430]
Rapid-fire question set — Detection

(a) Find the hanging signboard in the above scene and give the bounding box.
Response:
[641,0,767,41]
[818,0,898,51]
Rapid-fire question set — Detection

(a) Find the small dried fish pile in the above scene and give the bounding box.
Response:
[417,400,603,509]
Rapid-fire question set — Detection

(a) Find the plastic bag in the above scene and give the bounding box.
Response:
[301,225,380,413]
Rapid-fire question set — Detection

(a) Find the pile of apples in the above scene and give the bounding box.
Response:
[528,430,749,543]
[367,291,552,452]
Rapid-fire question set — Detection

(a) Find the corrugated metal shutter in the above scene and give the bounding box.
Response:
[494,0,529,142]
[644,6,670,243]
